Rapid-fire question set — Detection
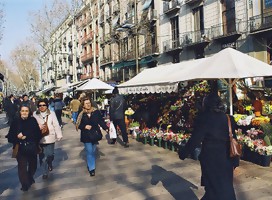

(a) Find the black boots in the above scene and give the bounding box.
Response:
[47,155,54,171]
[89,169,95,176]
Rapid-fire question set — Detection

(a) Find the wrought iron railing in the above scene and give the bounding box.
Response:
[210,19,245,38]
[163,0,180,13]
[250,10,272,32]
[162,37,182,52]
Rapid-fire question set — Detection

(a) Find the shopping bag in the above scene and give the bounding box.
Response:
[109,122,117,139]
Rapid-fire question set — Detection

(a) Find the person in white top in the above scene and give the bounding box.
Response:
[33,98,63,179]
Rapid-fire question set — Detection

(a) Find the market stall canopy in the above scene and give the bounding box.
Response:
[55,80,89,93]
[76,78,114,91]
[176,47,272,80]
[36,86,60,96]
[118,59,205,94]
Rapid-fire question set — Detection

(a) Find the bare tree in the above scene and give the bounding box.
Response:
[29,0,71,53]
[10,40,40,93]
[0,2,5,46]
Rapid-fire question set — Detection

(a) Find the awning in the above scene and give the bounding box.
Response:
[118,59,202,94]
[36,86,60,96]
[112,16,120,28]
[142,0,152,11]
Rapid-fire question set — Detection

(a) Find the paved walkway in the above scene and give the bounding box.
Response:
[0,115,272,200]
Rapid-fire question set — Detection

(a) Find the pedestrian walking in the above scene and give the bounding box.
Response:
[109,87,129,147]
[53,93,65,127]
[179,93,238,200]
[6,105,42,191]
[76,97,109,176]
[69,95,81,124]
[48,97,55,111]
[6,94,19,126]
[33,98,63,179]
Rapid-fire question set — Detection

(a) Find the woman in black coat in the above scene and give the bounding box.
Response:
[179,93,238,200]
[76,97,109,176]
[6,105,42,191]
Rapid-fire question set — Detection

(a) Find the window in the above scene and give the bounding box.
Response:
[222,0,236,34]
[193,6,204,32]
[170,16,179,48]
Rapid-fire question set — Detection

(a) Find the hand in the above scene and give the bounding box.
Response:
[85,125,92,130]
[57,137,62,141]
[17,133,26,140]
[39,124,45,130]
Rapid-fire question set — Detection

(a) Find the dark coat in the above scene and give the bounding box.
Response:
[6,116,42,146]
[109,94,127,120]
[180,111,238,200]
[78,110,108,144]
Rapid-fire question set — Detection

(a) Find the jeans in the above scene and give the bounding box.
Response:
[84,143,97,171]
[40,143,55,176]
[72,111,79,123]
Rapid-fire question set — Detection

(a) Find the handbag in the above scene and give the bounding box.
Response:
[41,115,49,137]
[227,115,242,157]
[109,122,117,139]
[19,140,37,156]
[87,129,103,143]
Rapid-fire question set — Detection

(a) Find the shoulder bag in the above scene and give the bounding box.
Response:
[87,129,103,143]
[41,115,49,137]
[227,115,242,157]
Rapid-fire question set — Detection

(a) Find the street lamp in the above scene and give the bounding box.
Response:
[41,79,45,90]
[29,77,34,92]
[76,64,82,82]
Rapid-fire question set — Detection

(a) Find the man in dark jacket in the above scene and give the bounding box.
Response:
[109,87,129,147]
[6,94,19,125]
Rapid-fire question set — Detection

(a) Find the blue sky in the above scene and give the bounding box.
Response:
[0,0,45,63]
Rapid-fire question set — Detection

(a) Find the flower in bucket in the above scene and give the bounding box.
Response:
[125,108,135,116]
[246,128,263,139]
[156,131,163,139]
[166,125,172,133]
[245,105,254,115]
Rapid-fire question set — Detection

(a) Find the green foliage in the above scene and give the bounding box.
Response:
[260,122,272,145]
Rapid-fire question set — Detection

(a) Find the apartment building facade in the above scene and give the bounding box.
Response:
[41,0,272,89]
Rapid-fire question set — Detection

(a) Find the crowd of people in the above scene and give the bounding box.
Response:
[2,87,240,199]
[3,88,131,192]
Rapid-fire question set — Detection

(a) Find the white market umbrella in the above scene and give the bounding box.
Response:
[76,78,114,100]
[175,48,272,114]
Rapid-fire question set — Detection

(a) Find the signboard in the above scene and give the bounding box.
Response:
[222,42,236,49]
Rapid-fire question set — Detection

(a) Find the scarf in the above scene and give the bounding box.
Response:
[75,107,97,131]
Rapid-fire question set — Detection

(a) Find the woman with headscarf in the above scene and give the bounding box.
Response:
[6,105,42,191]
[179,93,238,200]
[76,97,109,176]
[33,98,63,179]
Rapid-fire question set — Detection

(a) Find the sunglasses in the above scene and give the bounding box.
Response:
[38,104,47,107]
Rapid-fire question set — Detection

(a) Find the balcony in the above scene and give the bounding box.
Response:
[139,44,159,57]
[100,56,112,66]
[163,0,180,15]
[250,10,272,37]
[180,30,210,49]
[82,32,94,44]
[211,19,243,43]
[81,52,93,63]
[184,0,203,5]
[162,37,183,54]
[81,72,93,80]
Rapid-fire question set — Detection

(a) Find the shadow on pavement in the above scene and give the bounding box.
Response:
[149,165,199,200]
[0,143,12,155]
[0,166,19,195]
